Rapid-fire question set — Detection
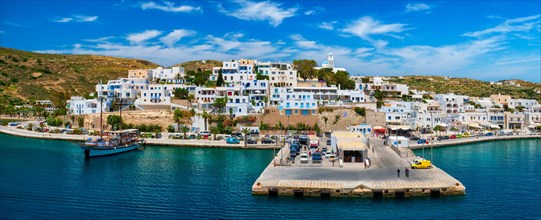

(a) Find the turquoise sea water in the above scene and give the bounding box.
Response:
[1,133,540,219]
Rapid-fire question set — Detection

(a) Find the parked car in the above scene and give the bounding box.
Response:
[8,122,20,126]
[299,152,309,163]
[188,134,197,139]
[437,136,445,141]
[410,158,432,169]
[199,131,210,136]
[456,134,463,138]
[226,137,240,144]
[312,152,322,164]
[417,139,427,144]
[409,136,420,140]
[449,134,457,139]
[246,138,257,144]
[262,138,274,144]
[299,136,309,145]
[485,132,494,136]
[462,133,471,137]
[326,139,332,146]
[155,133,162,139]
[232,132,242,138]
[324,151,332,158]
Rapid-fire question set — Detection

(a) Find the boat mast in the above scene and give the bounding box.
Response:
[99,97,103,139]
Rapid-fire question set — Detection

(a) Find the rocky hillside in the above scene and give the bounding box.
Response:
[388,76,541,101]
[173,60,222,73]
[0,47,158,106]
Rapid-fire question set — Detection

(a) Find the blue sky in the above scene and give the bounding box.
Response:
[1,0,540,82]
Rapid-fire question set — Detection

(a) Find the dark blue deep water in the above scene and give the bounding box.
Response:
[1,133,540,219]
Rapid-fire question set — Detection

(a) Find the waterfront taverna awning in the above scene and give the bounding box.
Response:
[468,123,481,129]
[528,123,541,129]
[372,126,385,130]
[388,125,412,131]
[436,123,448,127]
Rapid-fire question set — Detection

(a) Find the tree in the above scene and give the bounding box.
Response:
[241,127,251,148]
[187,93,195,107]
[77,117,84,128]
[293,59,317,80]
[433,125,446,135]
[317,68,333,81]
[216,68,224,87]
[333,70,355,90]
[256,72,269,80]
[361,77,370,83]
[181,125,189,139]
[193,70,212,86]
[167,125,175,133]
[173,88,189,99]
[107,115,123,131]
[200,110,211,131]
[354,107,366,116]
[210,126,220,140]
[173,109,183,132]
[313,122,321,134]
[322,116,328,126]
[212,97,227,114]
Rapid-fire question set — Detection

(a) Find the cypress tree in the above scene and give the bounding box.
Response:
[216,68,224,87]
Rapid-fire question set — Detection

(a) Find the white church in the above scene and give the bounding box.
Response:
[314,53,347,73]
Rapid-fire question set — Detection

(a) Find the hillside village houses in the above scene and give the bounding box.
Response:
[66,54,541,134]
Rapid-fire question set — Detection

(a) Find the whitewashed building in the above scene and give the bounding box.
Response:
[150,67,184,83]
[508,99,539,111]
[67,96,100,115]
[271,88,317,116]
[213,59,256,85]
[433,93,469,114]
[257,61,297,87]
[240,80,269,112]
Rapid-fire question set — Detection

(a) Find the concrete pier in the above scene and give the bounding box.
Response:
[252,132,466,197]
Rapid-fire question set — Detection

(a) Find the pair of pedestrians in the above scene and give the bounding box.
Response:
[397,167,409,178]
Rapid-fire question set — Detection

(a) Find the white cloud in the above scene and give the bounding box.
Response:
[304,10,315,15]
[74,15,98,22]
[2,21,24,27]
[290,34,319,49]
[342,16,408,46]
[317,21,337,30]
[36,27,539,82]
[463,14,541,37]
[53,15,98,23]
[140,1,202,13]
[159,29,196,47]
[219,0,297,27]
[406,3,431,12]
[54,17,74,23]
[127,30,162,44]
[82,36,116,43]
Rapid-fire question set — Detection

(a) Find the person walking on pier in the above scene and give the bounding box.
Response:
[405,167,409,178]
[397,168,400,177]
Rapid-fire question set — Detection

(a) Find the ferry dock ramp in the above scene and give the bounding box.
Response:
[252,131,465,198]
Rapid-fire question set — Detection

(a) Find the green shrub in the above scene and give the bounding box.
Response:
[353,107,366,116]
